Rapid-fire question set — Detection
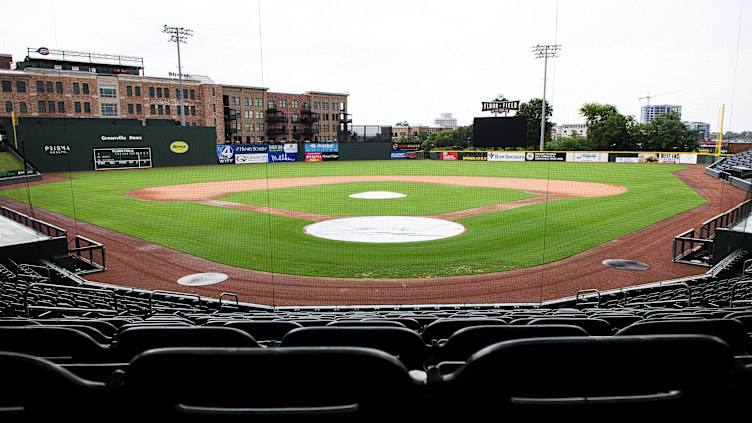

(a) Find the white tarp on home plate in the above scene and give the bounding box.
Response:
[304,216,465,243]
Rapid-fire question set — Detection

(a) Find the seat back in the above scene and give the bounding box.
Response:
[223,320,303,342]
[281,326,427,369]
[0,326,109,362]
[616,319,748,354]
[119,346,424,421]
[421,318,507,342]
[528,317,613,335]
[115,326,259,361]
[433,335,738,419]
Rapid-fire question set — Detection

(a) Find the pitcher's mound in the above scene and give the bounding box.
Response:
[304,216,465,243]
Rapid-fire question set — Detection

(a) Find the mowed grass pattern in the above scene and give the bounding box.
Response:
[220,182,538,216]
[0,161,706,278]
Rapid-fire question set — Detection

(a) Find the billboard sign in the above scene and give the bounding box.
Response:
[305,152,323,162]
[391,151,407,160]
[235,144,268,154]
[305,143,339,153]
[525,152,566,161]
[461,152,487,161]
[659,153,680,164]
[283,143,298,153]
[441,151,459,161]
[567,152,608,163]
[679,154,698,165]
[322,152,339,161]
[616,157,639,163]
[235,153,268,164]
[217,145,235,164]
[487,151,526,162]
[638,153,659,163]
[269,152,298,162]
[392,142,421,151]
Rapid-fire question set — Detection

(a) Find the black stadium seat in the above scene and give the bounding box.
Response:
[114,326,260,361]
[117,346,425,421]
[616,319,748,355]
[527,317,613,335]
[223,320,303,342]
[430,335,740,419]
[0,326,110,362]
[421,318,507,343]
[280,326,428,370]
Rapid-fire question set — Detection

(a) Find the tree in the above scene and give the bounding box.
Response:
[395,121,409,127]
[421,126,473,151]
[545,136,589,151]
[638,112,700,152]
[518,98,553,150]
[578,103,639,150]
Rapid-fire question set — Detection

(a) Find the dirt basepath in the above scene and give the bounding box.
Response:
[0,166,747,306]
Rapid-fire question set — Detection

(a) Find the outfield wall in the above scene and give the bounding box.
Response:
[0,117,217,172]
[430,150,724,165]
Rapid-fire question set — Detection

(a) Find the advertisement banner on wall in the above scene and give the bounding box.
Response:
[283,143,298,154]
[616,157,639,163]
[217,145,235,164]
[305,143,339,153]
[268,144,284,153]
[679,154,698,165]
[441,151,459,160]
[322,152,339,161]
[487,151,526,162]
[392,142,421,151]
[305,152,323,162]
[567,152,608,163]
[269,152,298,162]
[391,151,407,160]
[235,153,268,164]
[659,153,680,164]
[525,152,566,161]
[461,152,487,161]
[638,153,659,163]
[235,144,269,154]
[407,151,417,159]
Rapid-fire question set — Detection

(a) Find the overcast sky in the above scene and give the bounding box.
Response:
[0,0,750,130]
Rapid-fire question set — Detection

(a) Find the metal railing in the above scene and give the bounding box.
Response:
[575,289,601,308]
[672,228,713,266]
[699,200,752,239]
[68,235,106,272]
[730,281,752,305]
[148,290,202,315]
[1,206,67,238]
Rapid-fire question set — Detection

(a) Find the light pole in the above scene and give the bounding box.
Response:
[533,44,561,151]
[163,25,193,127]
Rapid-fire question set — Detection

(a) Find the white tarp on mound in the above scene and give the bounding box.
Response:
[348,191,406,199]
[304,216,465,243]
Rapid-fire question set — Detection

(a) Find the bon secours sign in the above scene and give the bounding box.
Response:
[216,144,300,164]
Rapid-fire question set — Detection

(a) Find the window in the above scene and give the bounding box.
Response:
[184,105,189,116]
[192,122,196,126]
[212,87,215,96]
[333,102,338,110]
[245,110,251,119]
[38,101,46,113]
[56,82,63,93]
[82,83,89,94]
[46,81,53,92]
[165,105,170,115]
[19,102,27,113]
[84,102,91,113]
[58,101,64,113]
[303,102,309,109]
[135,104,141,114]
[36,81,44,92]
[99,85,116,98]
[177,106,181,116]
[1,81,11,92]
[157,87,162,98]
[183,89,188,100]
[256,98,262,106]
[256,123,261,131]
[73,83,80,94]
[176,88,181,98]
[292,100,298,108]
[214,118,216,126]
[323,102,329,110]
[231,96,240,106]
[314,102,319,109]
[158,105,163,115]
[126,86,132,96]
[164,88,169,98]
[135,86,141,96]
[4,101,11,112]
[127,103,133,114]
[244,98,250,106]
[213,104,216,112]
[292,114,298,122]
[149,87,155,97]
[245,123,251,132]
[280,99,287,108]
[48,101,55,113]
[268,100,275,109]
[150,104,156,114]
[101,103,117,116]
[189,89,195,99]
[16,81,25,92]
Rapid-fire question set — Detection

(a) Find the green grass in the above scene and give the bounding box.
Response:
[0,152,24,171]
[0,161,706,278]
[220,182,538,216]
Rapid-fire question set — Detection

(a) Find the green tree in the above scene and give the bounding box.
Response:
[544,135,589,151]
[638,112,699,152]
[421,126,473,151]
[518,98,553,150]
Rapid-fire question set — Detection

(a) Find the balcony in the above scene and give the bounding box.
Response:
[302,127,319,135]
[266,115,287,123]
[224,108,240,120]
[300,111,320,123]
[267,127,287,135]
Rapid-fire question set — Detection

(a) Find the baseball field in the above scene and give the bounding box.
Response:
[0,160,705,279]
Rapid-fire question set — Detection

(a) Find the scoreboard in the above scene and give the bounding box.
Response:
[93,147,152,170]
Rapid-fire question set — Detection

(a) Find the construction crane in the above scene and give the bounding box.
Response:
[639,90,682,106]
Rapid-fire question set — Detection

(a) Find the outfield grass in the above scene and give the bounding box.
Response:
[0,152,23,171]
[0,161,706,278]
[220,182,538,216]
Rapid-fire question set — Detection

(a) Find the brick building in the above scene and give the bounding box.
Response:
[0,48,349,145]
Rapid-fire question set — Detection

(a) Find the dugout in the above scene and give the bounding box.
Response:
[0,117,217,172]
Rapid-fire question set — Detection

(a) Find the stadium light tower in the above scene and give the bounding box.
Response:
[533,44,561,151]
[163,25,193,127]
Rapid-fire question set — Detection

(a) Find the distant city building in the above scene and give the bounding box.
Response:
[434,112,457,130]
[553,123,587,140]
[683,121,711,141]
[641,104,682,123]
